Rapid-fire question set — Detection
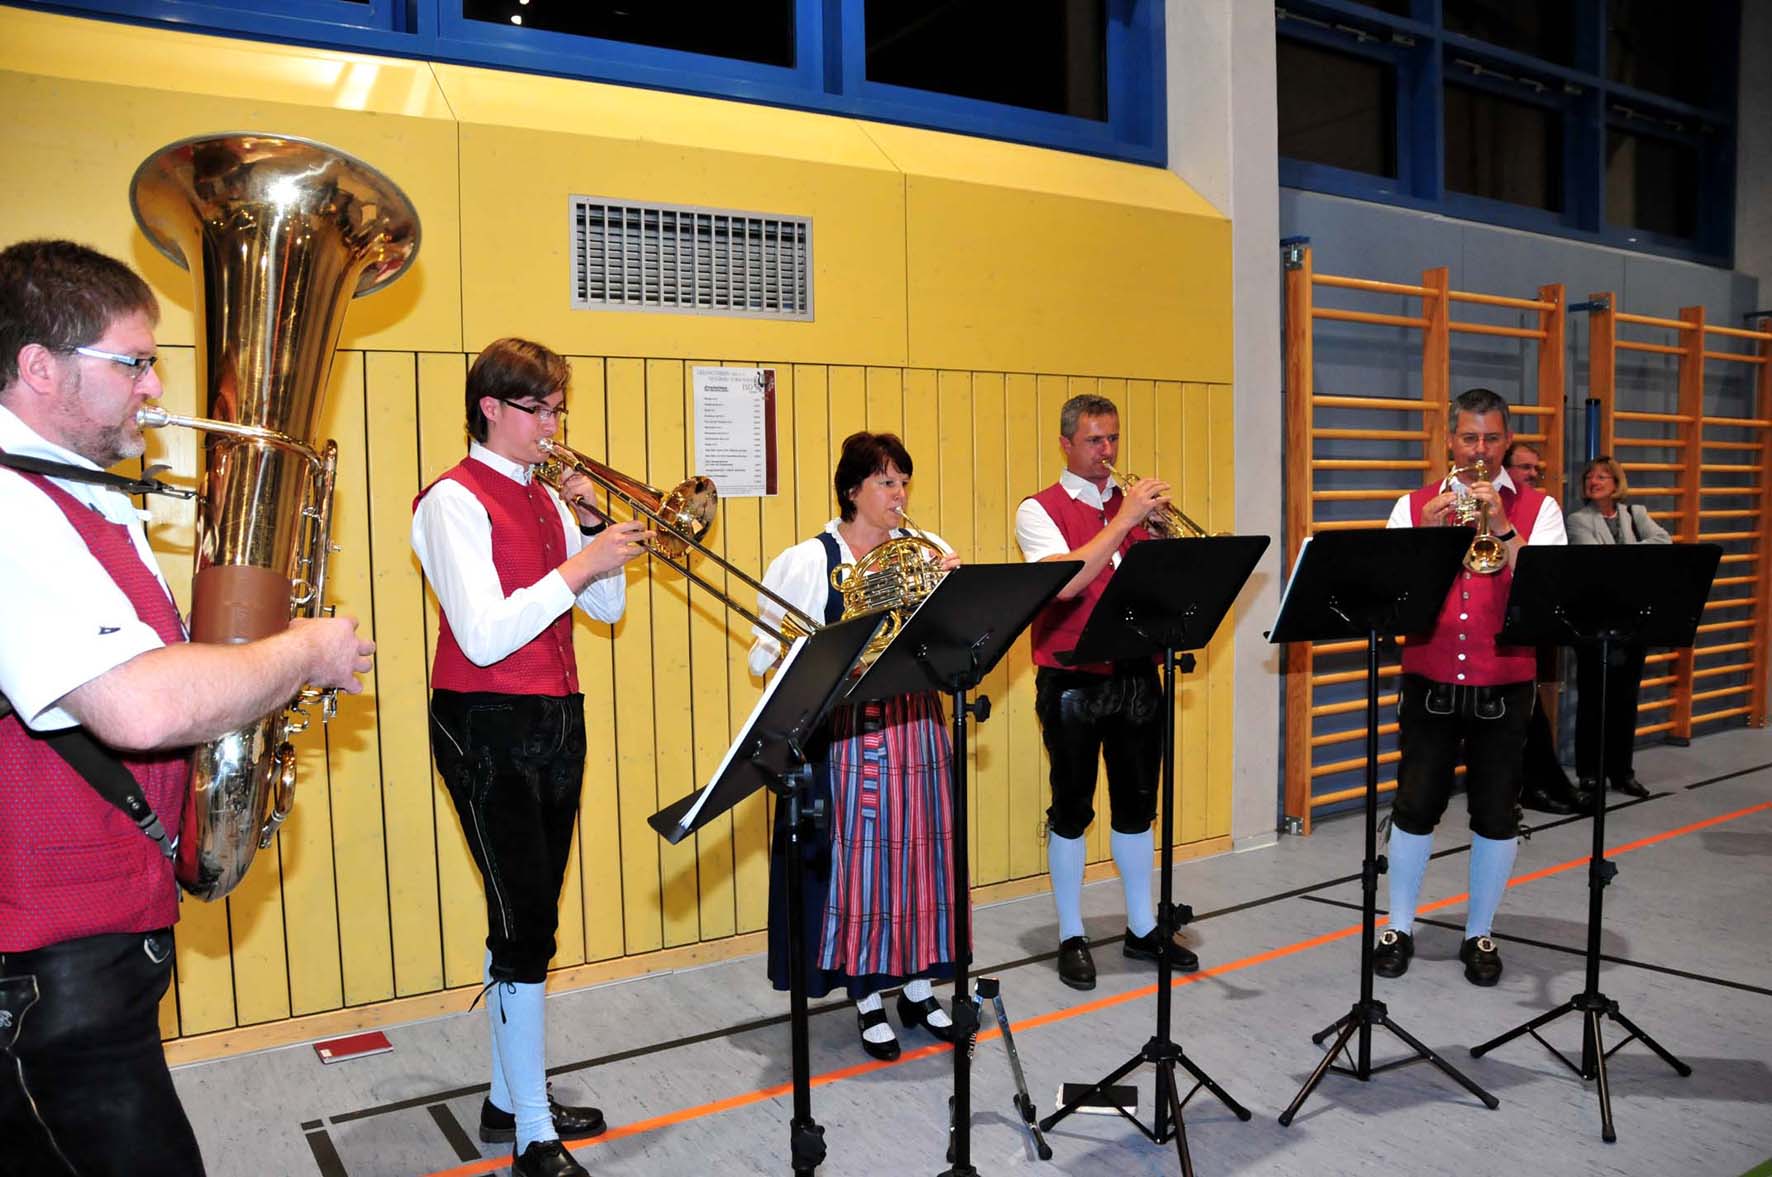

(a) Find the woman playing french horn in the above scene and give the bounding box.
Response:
[749,431,962,1061]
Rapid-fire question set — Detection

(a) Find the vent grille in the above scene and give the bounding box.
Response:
[570,197,813,319]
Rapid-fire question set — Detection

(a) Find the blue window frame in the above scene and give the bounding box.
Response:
[1276,0,1740,266]
[18,0,1166,166]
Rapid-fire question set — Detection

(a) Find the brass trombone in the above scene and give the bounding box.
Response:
[1101,460,1214,538]
[532,438,821,644]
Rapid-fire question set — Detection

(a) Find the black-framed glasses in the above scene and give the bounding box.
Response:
[71,345,159,383]
[498,397,567,423]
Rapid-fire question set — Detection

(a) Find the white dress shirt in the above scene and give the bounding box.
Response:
[1386,467,1567,545]
[747,519,954,677]
[1014,469,1127,566]
[0,404,181,730]
[411,442,626,666]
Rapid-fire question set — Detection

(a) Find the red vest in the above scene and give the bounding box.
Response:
[416,456,578,695]
[0,473,189,951]
[1025,481,1151,675]
[1398,480,1545,686]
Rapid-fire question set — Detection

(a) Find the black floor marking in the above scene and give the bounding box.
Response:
[303,1129,347,1177]
[427,1103,482,1162]
[1300,894,1772,998]
[314,758,1772,1130]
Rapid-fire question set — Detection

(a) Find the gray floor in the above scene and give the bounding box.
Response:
[175,727,1772,1177]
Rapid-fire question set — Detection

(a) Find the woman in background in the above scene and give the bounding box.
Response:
[750,431,963,1060]
[1566,455,1670,800]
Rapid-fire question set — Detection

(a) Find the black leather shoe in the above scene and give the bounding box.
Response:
[857,1006,901,1060]
[1122,926,1200,973]
[481,1089,607,1144]
[512,1139,589,1177]
[1610,775,1651,799]
[896,992,957,1043]
[1373,928,1413,978]
[1460,935,1503,987]
[1519,783,1577,815]
[1057,935,1096,991]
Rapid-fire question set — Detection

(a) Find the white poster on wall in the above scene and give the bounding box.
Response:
[693,366,777,497]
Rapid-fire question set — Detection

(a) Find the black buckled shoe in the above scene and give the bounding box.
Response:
[1056,935,1096,991]
[896,992,957,1043]
[481,1089,607,1144]
[1373,928,1414,978]
[857,1006,901,1060]
[1122,926,1200,973]
[1609,775,1651,799]
[512,1139,589,1177]
[1519,782,1577,815]
[1460,935,1503,987]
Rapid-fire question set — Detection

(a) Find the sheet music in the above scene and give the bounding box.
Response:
[672,632,810,834]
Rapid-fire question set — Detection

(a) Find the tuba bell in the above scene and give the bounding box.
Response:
[130,133,420,900]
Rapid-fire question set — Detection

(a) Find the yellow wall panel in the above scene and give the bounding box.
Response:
[564,359,626,964]
[794,367,833,537]
[1205,383,1238,839]
[1003,374,1047,881]
[1178,384,1213,846]
[968,372,1012,886]
[366,352,445,997]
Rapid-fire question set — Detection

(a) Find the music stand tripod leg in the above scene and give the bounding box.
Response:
[778,763,827,1176]
[973,978,1053,1161]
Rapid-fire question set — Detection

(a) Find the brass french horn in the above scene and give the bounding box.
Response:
[131,133,420,900]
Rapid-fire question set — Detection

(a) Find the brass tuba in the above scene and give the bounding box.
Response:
[130,133,420,900]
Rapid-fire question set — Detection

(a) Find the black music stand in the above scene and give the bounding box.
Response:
[1037,535,1267,1176]
[846,561,1079,1177]
[1470,543,1719,1142]
[650,613,883,1176]
[1268,527,1499,1126]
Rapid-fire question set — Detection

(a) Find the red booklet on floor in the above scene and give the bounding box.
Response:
[314,1030,393,1064]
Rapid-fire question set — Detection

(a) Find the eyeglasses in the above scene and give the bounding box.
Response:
[72,345,159,383]
[498,398,568,424]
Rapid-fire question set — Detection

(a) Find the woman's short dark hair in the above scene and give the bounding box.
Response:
[0,240,158,389]
[833,431,913,522]
[465,337,570,442]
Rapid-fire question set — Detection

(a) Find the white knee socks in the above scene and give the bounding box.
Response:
[1048,832,1088,940]
[1111,829,1157,938]
[902,977,951,1029]
[490,979,554,1152]
[1464,833,1519,940]
[1385,827,1434,935]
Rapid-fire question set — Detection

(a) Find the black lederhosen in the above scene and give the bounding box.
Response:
[429,691,587,984]
[1393,674,1536,840]
[0,929,205,1177]
[1034,661,1163,840]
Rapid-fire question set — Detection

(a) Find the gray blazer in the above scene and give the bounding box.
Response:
[1566,501,1672,546]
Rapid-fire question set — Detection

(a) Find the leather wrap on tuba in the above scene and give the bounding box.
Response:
[130,133,419,900]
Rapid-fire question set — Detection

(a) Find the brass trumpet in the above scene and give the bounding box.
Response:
[1442,460,1507,575]
[1101,460,1213,538]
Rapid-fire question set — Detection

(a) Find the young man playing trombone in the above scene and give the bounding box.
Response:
[1377,388,1566,988]
[411,337,646,1177]
[1014,393,1202,991]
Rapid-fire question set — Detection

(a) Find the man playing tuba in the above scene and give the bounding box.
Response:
[411,337,646,1177]
[0,239,374,1177]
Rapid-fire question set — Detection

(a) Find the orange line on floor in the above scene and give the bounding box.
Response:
[416,798,1772,1177]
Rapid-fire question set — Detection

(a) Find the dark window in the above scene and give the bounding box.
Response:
[1353,0,1414,14]
[462,0,796,68]
[1444,0,1575,66]
[1277,39,1397,178]
[1608,0,1717,107]
[1445,83,1562,211]
[1606,128,1698,238]
[864,0,1107,120]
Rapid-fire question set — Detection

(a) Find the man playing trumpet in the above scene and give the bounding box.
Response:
[1015,394,1201,991]
[411,337,646,1177]
[1377,388,1565,987]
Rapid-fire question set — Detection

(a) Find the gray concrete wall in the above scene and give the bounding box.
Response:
[1168,1,1285,850]
[1735,0,1772,291]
